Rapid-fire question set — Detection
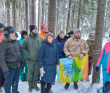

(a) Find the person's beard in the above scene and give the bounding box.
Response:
[32,32,37,36]
[74,36,81,39]
[90,38,95,41]
[10,37,17,40]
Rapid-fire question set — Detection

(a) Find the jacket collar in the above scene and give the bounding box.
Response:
[44,39,54,47]
[29,33,38,38]
[40,30,48,36]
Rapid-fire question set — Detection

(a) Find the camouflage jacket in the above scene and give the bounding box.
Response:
[86,39,95,61]
[64,36,89,57]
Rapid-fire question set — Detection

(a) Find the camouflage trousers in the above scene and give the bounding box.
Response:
[88,60,93,75]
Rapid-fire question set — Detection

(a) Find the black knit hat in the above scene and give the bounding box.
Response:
[29,25,37,32]
[4,26,18,41]
[0,23,5,28]
[21,30,27,38]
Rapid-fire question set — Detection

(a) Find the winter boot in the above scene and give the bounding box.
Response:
[41,82,46,93]
[64,83,70,89]
[74,83,78,89]
[33,84,40,91]
[24,78,27,81]
[21,79,25,82]
[28,86,32,92]
[46,90,53,93]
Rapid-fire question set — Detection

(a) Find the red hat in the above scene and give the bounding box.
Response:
[41,24,47,30]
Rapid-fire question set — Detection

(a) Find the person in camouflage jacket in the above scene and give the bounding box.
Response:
[64,29,89,90]
[86,31,95,76]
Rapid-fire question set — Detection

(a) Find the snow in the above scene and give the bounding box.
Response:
[1,75,103,93]
[1,35,109,93]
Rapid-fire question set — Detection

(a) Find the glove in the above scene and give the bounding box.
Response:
[21,63,25,70]
[57,65,59,72]
[4,71,10,78]
[96,67,99,71]
[40,67,45,77]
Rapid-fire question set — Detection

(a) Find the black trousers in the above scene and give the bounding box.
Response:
[41,81,52,93]
[0,68,5,87]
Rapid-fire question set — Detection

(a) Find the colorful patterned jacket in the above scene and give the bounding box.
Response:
[96,42,110,73]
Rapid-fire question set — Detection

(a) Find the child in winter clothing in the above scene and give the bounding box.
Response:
[96,41,110,91]
[19,30,28,82]
[39,32,59,93]
[0,26,24,93]
[0,23,5,92]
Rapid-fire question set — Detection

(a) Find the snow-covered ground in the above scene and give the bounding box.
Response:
[1,75,103,93]
[1,34,109,93]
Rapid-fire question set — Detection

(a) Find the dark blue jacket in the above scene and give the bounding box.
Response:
[55,35,68,58]
[38,40,59,83]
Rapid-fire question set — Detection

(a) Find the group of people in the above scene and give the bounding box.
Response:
[0,22,110,93]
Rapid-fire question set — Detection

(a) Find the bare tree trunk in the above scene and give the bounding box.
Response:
[72,4,75,30]
[42,0,44,24]
[12,1,16,30]
[25,0,29,33]
[92,0,106,84]
[77,0,81,29]
[38,0,41,32]
[6,0,10,26]
[0,5,1,22]
[48,0,56,36]
[19,6,22,32]
[63,0,66,31]
[56,0,59,35]
[29,0,36,25]
[66,0,72,34]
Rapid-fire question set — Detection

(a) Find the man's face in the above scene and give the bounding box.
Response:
[9,32,16,37]
[90,35,95,40]
[42,28,47,33]
[0,27,4,33]
[32,28,37,35]
[59,33,65,39]
[74,32,81,39]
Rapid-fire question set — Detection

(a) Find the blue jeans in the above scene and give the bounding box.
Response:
[4,68,20,93]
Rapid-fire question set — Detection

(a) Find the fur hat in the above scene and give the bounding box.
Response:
[4,26,18,41]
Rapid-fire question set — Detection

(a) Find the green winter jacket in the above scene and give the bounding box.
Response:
[21,34,43,61]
